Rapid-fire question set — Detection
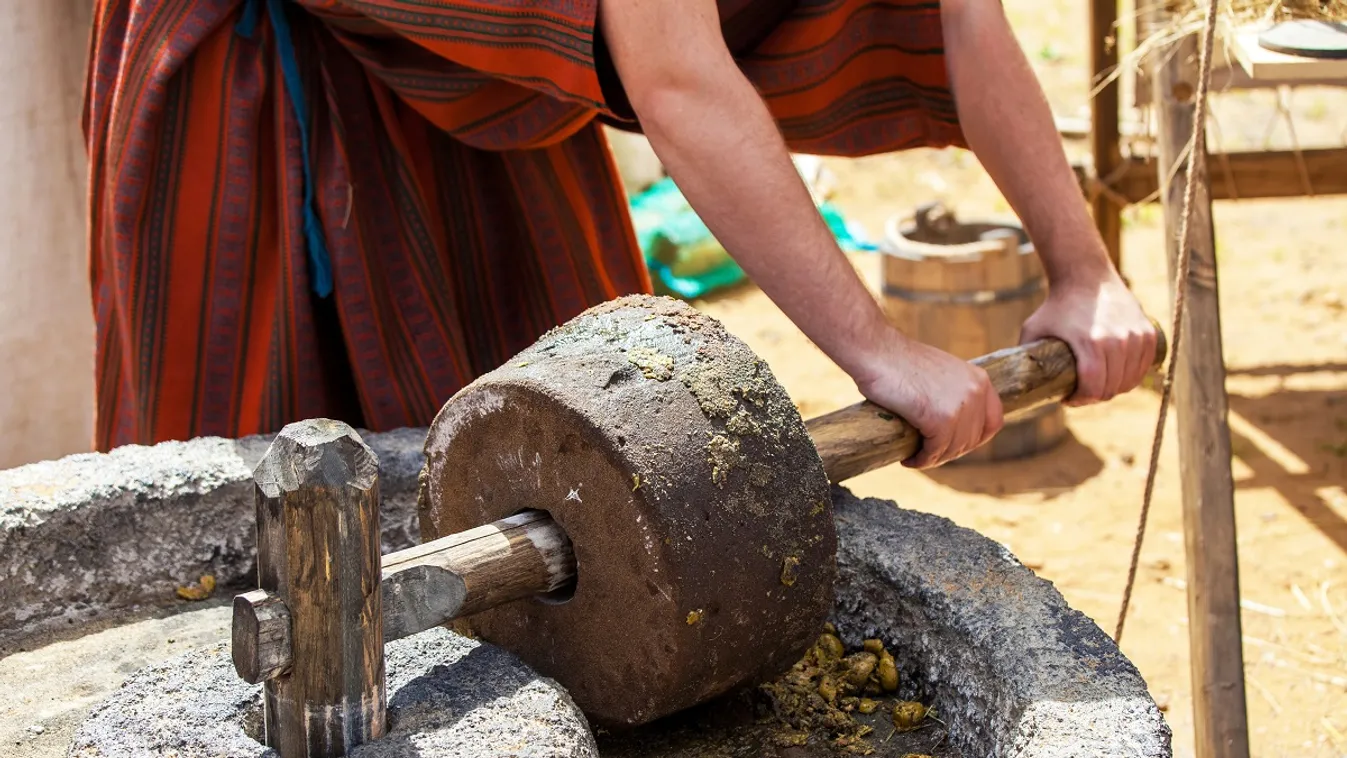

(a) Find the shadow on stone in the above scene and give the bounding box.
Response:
[595,485,1171,758]
[829,485,1171,758]
[68,628,598,758]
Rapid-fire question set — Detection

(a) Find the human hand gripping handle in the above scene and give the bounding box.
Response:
[805,320,1168,482]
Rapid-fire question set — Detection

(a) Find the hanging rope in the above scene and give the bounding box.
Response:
[1113,0,1222,644]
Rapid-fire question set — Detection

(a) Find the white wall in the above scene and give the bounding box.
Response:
[0,23,663,470]
[0,1,96,469]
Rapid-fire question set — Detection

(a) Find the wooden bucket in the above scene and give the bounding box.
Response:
[880,202,1067,463]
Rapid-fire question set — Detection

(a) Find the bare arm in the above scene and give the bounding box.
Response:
[940,0,1158,403]
[599,0,1002,467]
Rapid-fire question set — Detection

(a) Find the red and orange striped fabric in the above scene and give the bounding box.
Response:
[84,0,966,451]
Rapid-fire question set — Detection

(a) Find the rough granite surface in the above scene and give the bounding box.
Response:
[830,485,1173,758]
[0,427,427,641]
[9,423,1172,757]
[66,626,598,758]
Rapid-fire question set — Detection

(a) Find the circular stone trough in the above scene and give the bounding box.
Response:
[825,486,1171,758]
[67,627,599,758]
[66,485,1170,758]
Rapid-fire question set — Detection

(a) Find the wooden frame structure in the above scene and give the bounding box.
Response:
[1085,4,1347,758]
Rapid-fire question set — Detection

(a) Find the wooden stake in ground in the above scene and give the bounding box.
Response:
[1089,0,1123,271]
[251,419,387,758]
[1147,13,1251,758]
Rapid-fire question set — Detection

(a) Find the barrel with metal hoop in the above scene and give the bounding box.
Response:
[879,201,1067,463]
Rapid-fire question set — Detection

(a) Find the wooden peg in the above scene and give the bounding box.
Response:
[253,419,386,758]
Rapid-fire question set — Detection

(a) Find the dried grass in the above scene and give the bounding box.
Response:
[1187,0,1347,21]
[1102,1,1347,94]
[1156,0,1347,40]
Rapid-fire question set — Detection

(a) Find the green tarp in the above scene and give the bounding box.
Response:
[629,176,876,300]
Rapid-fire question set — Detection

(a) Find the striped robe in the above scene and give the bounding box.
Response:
[84,0,966,450]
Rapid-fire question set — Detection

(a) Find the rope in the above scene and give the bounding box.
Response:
[1113,0,1220,644]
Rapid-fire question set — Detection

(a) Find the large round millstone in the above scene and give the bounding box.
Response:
[420,294,835,729]
[66,627,598,758]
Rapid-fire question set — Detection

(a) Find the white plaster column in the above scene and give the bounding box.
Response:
[0,1,96,468]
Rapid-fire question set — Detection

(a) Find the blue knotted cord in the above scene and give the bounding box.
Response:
[238,0,333,298]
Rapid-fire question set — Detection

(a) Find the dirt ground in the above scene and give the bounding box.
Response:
[690,3,1347,757]
[3,4,1344,758]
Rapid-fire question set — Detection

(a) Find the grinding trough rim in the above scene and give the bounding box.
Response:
[828,486,1172,758]
[5,430,1170,756]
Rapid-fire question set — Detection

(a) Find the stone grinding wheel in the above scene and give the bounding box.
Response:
[418,294,835,729]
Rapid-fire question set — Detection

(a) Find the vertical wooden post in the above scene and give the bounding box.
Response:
[1090,0,1124,272]
[1148,19,1252,758]
[254,419,386,757]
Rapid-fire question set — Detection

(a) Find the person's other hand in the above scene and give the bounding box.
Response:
[1020,268,1158,406]
[852,332,1005,469]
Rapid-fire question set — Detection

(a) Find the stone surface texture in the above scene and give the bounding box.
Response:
[0,427,426,641]
[421,294,834,728]
[66,626,598,758]
[831,485,1172,758]
[8,418,1171,757]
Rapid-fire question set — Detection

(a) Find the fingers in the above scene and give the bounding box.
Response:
[949,391,985,463]
[1119,329,1149,395]
[980,387,1005,447]
[1067,345,1106,406]
[1113,320,1161,398]
[905,428,952,470]
[1100,335,1126,401]
[907,369,1000,469]
[1138,322,1160,385]
[1134,321,1161,389]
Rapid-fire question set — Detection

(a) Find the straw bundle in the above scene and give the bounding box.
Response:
[1113,1,1347,91]
[1180,0,1347,21]
[1141,0,1346,41]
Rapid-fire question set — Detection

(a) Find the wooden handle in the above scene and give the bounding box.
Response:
[806,321,1168,483]
[234,323,1168,681]
[234,510,574,684]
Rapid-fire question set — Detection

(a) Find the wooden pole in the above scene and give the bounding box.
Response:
[253,419,386,758]
[233,328,1169,704]
[807,324,1165,483]
[1148,20,1252,758]
[1076,147,1347,204]
[234,332,1169,684]
[1089,0,1123,272]
[236,510,577,681]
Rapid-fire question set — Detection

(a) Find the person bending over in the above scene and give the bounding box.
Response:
[84,0,1156,468]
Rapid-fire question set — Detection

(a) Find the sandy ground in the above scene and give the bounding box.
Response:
[1,602,232,756]
[689,3,1347,756]
[2,3,1345,758]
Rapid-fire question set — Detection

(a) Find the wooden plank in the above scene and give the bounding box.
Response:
[1148,22,1252,758]
[253,420,386,758]
[1074,146,1347,203]
[1129,13,1347,106]
[1230,26,1347,82]
[1055,115,1145,140]
[1090,0,1124,271]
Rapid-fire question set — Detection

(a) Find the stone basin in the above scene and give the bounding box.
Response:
[1,432,1172,758]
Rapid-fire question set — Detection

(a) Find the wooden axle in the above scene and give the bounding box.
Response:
[234,510,575,684]
[233,328,1168,685]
